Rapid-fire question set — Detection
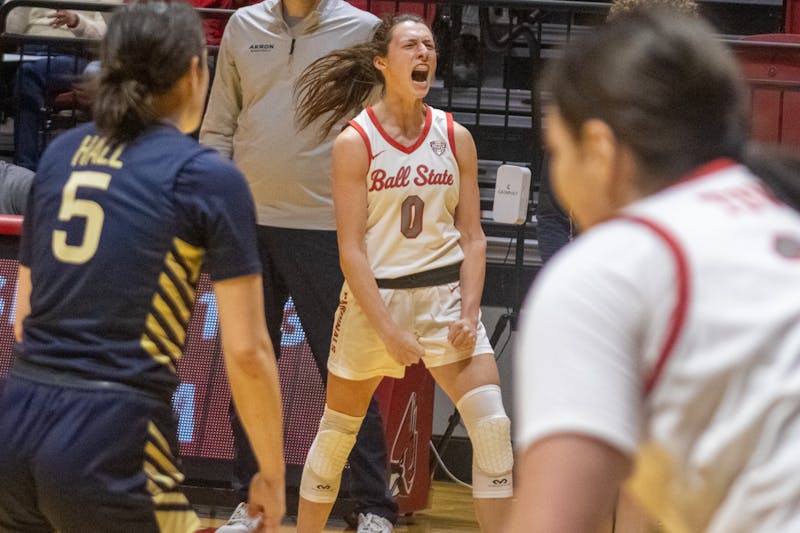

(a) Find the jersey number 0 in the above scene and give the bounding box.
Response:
[52,171,112,264]
[401,195,425,239]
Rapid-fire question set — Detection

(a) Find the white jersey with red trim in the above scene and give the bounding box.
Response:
[515,160,800,532]
[348,106,464,279]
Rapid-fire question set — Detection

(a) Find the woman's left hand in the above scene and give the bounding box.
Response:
[49,10,79,29]
[448,318,477,351]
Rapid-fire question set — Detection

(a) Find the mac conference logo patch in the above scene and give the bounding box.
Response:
[429,140,446,156]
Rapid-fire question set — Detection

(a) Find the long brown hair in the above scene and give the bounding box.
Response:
[294,14,428,139]
[93,1,206,146]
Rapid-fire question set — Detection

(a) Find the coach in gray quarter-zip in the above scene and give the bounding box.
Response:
[201,0,378,228]
[200,1,399,532]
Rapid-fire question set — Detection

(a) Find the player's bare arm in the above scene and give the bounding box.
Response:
[506,434,631,533]
[449,122,486,350]
[14,265,31,343]
[215,274,285,532]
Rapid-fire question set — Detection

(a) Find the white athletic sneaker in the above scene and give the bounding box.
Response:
[215,502,260,533]
[357,512,394,533]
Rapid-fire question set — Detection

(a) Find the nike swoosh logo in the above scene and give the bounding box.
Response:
[370,150,386,161]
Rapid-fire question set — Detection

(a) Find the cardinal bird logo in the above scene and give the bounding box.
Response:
[389,393,419,497]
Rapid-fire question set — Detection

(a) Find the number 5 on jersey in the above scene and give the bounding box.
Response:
[52,171,111,264]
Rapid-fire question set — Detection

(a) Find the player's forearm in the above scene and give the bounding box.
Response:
[216,275,284,484]
[340,248,399,341]
[226,346,285,484]
[14,265,31,343]
[458,234,487,324]
[506,437,630,532]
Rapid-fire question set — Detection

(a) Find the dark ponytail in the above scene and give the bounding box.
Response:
[295,14,427,139]
[93,78,157,145]
[94,1,206,145]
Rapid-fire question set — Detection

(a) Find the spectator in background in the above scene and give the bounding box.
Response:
[6,4,106,38]
[6,0,114,171]
[0,161,33,215]
[608,0,698,18]
[453,6,481,85]
[534,158,572,263]
[189,0,258,47]
[433,5,481,87]
[200,0,398,531]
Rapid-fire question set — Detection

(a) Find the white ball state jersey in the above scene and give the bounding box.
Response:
[516,160,800,532]
[348,106,464,279]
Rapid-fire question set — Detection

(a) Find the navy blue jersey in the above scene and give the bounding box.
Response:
[17,123,260,397]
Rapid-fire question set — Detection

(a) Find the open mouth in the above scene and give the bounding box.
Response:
[412,66,429,83]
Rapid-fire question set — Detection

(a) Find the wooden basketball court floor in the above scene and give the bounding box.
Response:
[198,480,481,532]
[198,481,657,532]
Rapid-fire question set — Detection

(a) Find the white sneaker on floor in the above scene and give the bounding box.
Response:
[215,502,260,533]
[357,512,394,533]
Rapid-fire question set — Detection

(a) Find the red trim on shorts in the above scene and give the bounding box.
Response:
[618,215,691,397]
[446,112,457,160]
[347,120,373,161]
[366,105,432,154]
[330,287,350,356]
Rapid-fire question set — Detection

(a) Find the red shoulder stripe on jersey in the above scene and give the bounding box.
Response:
[618,215,690,397]
[348,119,373,161]
[366,105,433,154]
[446,112,457,160]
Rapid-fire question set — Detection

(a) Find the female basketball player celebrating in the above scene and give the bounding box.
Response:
[509,9,800,533]
[294,14,513,533]
[0,3,284,532]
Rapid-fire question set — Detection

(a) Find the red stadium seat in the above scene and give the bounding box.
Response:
[736,34,800,148]
[348,0,437,25]
[785,0,800,34]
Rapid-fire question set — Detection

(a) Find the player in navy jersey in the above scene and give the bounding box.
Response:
[293,15,513,533]
[0,3,284,532]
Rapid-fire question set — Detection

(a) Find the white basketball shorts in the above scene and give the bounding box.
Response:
[328,280,493,380]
